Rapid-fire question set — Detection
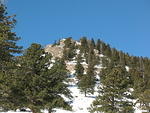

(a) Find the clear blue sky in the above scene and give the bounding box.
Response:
[7,0,150,57]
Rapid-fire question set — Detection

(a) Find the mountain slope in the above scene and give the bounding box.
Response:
[2,37,150,113]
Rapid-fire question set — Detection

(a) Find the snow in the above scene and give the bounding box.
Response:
[76,49,80,55]
[99,54,104,57]
[70,70,76,75]
[125,66,130,72]
[75,41,81,46]
[94,64,102,69]
[51,59,55,63]
[55,86,97,113]
[95,74,100,80]
[61,38,66,41]
[81,62,87,65]
[48,64,53,69]
[66,61,77,65]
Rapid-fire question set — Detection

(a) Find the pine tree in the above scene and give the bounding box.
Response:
[86,39,96,64]
[91,38,95,49]
[103,44,112,57]
[77,39,97,96]
[63,38,76,60]
[80,37,89,54]
[75,54,84,80]
[130,58,150,112]
[96,39,102,54]
[15,43,47,113]
[0,4,22,67]
[15,43,72,113]
[78,62,96,97]
[43,58,72,113]
[90,65,134,113]
[0,4,22,111]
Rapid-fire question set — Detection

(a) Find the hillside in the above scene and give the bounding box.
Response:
[1,37,150,113]
[43,37,150,113]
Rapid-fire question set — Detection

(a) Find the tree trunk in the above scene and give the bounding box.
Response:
[85,91,87,97]
[48,108,53,113]
[31,109,37,113]
[31,108,41,113]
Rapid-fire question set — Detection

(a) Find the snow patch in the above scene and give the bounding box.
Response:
[125,66,130,72]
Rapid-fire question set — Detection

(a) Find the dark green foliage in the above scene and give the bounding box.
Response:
[63,38,76,60]
[101,57,109,67]
[0,5,22,65]
[90,65,134,113]
[86,40,97,65]
[91,38,96,49]
[43,58,72,113]
[80,37,89,54]
[77,39,97,96]
[96,39,102,54]
[75,55,84,79]
[119,51,126,67]
[110,48,120,66]
[78,63,96,97]
[0,4,22,111]
[14,43,72,113]
[15,43,49,113]
[130,58,150,112]
[103,44,112,57]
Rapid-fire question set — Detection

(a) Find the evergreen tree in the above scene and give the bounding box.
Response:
[16,43,48,113]
[78,62,96,97]
[130,60,150,112]
[102,56,109,67]
[86,40,96,64]
[119,51,126,67]
[75,54,84,80]
[91,38,95,49]
[103,44,112,57]
[78,39,97,96]
[0,4,22,111]
[80,37,89,54]
[0,4,22,67]
[63,38,76,60]
[90,65,134,113]
[43,58,72,113]
[110,48,121,66]
[96,39,102,54]
[15,43,72,113]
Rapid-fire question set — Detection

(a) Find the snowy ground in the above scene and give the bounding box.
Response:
[54,85,98,113]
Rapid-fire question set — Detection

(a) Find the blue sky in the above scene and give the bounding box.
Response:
[7,0,150,57]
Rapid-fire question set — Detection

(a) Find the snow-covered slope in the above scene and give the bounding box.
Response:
[55,85,98,113]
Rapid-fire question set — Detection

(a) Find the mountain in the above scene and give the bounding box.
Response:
[43,37,150,113]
